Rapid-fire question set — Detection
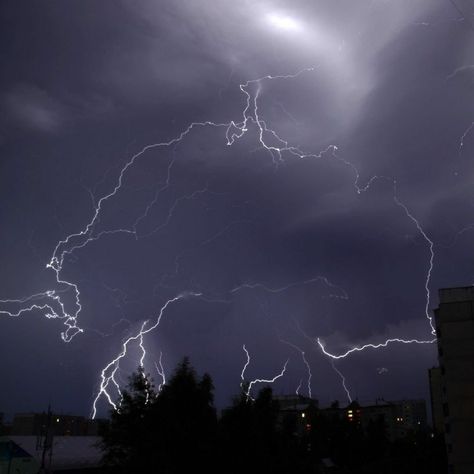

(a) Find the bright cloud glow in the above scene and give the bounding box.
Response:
[266,13,302,32]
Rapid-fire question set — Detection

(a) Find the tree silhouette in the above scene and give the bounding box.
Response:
[151,357,217,473]
[100,367,157,473]
[100,361,448,474]
[218,386,308,474]
[100,358,217,474]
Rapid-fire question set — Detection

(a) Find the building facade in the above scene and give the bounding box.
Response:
[434,286,474,474]
[428,366,445,434]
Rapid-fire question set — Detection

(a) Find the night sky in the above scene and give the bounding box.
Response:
[1,0,473,418]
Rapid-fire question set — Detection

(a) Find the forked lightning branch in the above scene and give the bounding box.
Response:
[0,69,436,417]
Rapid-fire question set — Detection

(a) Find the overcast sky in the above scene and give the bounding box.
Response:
[1,0,473,418]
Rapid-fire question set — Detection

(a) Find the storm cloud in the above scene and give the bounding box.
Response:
[0,0,473,416]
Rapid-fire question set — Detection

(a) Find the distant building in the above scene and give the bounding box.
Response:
[361,399,426,441]
[321,399,426,441]
[274,395,317,435]
[434,286,474,474]
[428,366,444,434]
[11,412,105,437]
[394,399,427,437]
[344,402,362,426]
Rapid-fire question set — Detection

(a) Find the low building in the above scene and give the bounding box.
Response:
[0,435,102,473]
[0,437,39,474]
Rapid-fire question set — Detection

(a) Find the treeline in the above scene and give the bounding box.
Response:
[100,358,446,474]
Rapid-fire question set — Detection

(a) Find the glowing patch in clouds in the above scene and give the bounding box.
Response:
[266,13,302,32]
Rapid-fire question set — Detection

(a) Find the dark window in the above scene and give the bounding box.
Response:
[443,403,449,417]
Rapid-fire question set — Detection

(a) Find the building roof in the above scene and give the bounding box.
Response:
[3,436,102,470]
[438,286,474,303]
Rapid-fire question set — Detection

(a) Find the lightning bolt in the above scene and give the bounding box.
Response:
[316,336,436,360]
[279,339,313,399]
[240,344,289,399]
[295,378,303,396]
[154,352,166,393]
[1,66,440,417]
[293,323,352,404]
[393,184,436,336]
[330,360,352,403]
[246,361,289,400]
[240,344,251,387]
[458,121,474,158]
[91,292,200,418]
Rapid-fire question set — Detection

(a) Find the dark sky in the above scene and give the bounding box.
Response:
[1,0,473,418]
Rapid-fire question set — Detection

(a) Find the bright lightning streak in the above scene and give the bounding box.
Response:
[91,292,200,418]
[241,344,289,399]
[3,67,432,337]
[139,329,147,368]
[0,289,82,341]
[297,321,433,401]
[295,378,303,396]
[241,344,251,386]
[233,70,437,346]
[393,183,435,335]
[0,291,59,318]
[1,66,440,416]
[246,361,289,400]
[279,339,312,398]
[316,336,436,360]
[154,352,166,392]
[296,322,351,401]
[2,69,327,343]
[330,360,352,403]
